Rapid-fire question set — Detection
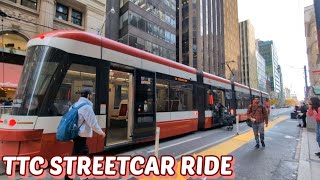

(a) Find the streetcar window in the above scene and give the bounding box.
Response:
[169,81,193,111]
[206,88,213,110]
[11,46,62,116]
[236,91,251,109]
[236,91,243,109]
[53,64,96,116]
[156,79,169,112]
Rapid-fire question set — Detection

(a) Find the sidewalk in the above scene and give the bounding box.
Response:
[297,128,320,180]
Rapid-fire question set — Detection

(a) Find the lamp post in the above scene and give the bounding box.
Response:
[98,7,115,36]
[222,60,236,82]
[98,7,115,61]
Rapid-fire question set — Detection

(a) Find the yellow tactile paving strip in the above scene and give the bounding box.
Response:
[139,116,289,180]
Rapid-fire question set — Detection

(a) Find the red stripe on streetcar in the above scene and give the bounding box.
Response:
[34,31,197,75]
[203,72,231,84]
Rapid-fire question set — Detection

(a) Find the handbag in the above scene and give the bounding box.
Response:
[246,104,263,128]
[246,119,253,127]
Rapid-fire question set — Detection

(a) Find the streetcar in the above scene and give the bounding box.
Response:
[0,31,269,160]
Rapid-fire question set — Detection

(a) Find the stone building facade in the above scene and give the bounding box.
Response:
[0,0,106,99]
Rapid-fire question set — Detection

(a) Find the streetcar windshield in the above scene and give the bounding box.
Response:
[11,46,68,116]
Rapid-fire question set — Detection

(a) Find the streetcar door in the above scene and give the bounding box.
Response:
[132,70,156,140]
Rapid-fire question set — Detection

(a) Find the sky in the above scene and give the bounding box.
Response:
[238,0,314,100]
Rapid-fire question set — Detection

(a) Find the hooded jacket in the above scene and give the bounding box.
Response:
[72,97,104,137]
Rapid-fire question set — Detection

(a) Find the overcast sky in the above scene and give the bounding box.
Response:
[238,0,314,100]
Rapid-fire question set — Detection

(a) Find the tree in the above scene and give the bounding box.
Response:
[270,99,279,105]
[285,98,299,106]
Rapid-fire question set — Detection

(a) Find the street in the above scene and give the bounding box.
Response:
[0,108,298,180]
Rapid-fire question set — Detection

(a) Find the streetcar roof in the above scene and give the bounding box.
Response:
[29,30,197,77]
[28,30,269,95]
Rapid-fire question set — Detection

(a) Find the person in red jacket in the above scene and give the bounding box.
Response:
[307,97,320,157]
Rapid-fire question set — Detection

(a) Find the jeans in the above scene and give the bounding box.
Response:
[252,122,265,144]
[317,122,320,148]
[65,136,89,180]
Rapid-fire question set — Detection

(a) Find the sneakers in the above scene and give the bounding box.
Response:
[255,144,260,149]
[261,142,265,147]
[315,152,320,156]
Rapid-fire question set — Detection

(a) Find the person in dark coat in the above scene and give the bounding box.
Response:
[300,103,308,128]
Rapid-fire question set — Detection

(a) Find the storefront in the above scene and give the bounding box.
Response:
[0,31,28,103]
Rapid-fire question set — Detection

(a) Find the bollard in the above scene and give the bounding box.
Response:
[155,127,160,158]
[236,115,239,135]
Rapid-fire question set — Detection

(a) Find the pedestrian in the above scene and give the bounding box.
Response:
[299,103,307,128]
[247,97,269,149]
[307,97,320,157]
[65,88,106,180]
[265,101,270,115]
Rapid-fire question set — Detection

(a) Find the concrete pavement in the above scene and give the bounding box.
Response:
[297,128,320,180]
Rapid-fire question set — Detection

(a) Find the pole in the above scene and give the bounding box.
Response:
[226,63,235,77]
[155,127,160,158]
[236,115,239,135]
[304,65,308,101]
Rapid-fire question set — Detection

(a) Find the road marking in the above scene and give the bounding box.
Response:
[139,115,289,180]
[147,136,202,153]
[174,131,249,159]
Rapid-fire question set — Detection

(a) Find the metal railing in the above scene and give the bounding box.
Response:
[0,106,12,115]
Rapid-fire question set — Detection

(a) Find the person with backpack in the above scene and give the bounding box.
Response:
[60,88,106,180]
[307,97,320,157]
[247,97,269,149]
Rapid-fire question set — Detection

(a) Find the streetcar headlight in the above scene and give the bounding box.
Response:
[8,119,17,127]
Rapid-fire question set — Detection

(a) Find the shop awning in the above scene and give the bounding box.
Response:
[0,63,23,88]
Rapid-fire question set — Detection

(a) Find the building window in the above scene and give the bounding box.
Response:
[72,9,82,26]
[120,11,129,29]
[129,12,138,27]
[7,0,17,3]
[56,3,68,21]
[21,0,37,10]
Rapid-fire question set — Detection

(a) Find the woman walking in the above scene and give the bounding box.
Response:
[307,97,320,157]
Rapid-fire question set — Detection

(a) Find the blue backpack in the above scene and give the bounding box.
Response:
[56,103,88,142]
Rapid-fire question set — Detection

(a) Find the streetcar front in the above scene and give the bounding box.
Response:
[0,32,105,160]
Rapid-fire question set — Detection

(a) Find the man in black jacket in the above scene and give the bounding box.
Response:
[300,103,308,128]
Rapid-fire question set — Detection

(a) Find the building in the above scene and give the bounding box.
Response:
[314,0,320,53]
[0,0,106,100]
[176,0,225,75]
[266,77,271,95]
[278,65,284,103]
[305,5,320,89]
[284,87,291,99]
[239,20,258,89]
[223,0,240,81]
[258,40,280,99]
[106,0,176,61]
[256,51,267,92]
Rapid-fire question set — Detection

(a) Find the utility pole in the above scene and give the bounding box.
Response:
[304,65,308,101]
